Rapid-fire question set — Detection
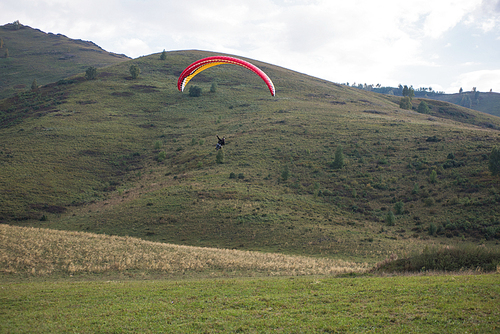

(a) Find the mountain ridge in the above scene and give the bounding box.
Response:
[0,22,130,99]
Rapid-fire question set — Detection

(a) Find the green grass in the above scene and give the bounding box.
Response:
[431,91,500,118]
[0,22,129,99]
[375,244,500,273]
[1,274,499,333]
[1,49,500,263]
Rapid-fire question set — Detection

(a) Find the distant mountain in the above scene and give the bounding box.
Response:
[430,92,500,118]
[350,84,500,118]
[0,21,130,99]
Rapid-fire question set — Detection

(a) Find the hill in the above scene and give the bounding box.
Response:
[353,85,500,118]
[0,21,130,99]
[1,49,500,263]
[430,91,500,118]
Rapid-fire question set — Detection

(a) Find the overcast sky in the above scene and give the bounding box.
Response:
[2,0,499,93]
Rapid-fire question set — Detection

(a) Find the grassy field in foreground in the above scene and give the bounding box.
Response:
[1,274,499,333]
[0,224,367,279]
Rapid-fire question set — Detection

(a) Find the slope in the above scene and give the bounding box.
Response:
[0,21,130,99]
[430,91,500,118]
[1,50,500,263]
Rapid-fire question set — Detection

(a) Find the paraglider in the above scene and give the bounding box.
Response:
[177,56,276,96]
[215,135,225,151]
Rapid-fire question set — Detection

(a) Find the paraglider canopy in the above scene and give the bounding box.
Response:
[177,56,276,96]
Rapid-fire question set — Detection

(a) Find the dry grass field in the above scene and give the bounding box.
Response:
[0,224,368,278]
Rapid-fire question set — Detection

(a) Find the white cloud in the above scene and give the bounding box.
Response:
[1,0,499,92]
[450,69,500,92]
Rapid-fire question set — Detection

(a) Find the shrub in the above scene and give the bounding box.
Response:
[331,145,344,169]
[375,245,500,273]
[489,146,500,176]
[160,49,167,60]
[229,172,236,179]
[129,65,140,79]
[428,223,437,236]
[157,151,167,162]
[386,211,396,226]
[424,197,435,207]
[216,150,224,164]
[417,101,430,114]
[189,86,202,97]
[399,97,412,109]
[85,66,97,80]
[31,79,38,91]
[281,166,290,181]
[210,82,217,93]
[394,201,404,215]
[429,170,437,184]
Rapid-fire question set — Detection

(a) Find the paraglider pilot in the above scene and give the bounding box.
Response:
[216,135,225,150]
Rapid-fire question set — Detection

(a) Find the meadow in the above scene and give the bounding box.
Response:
[2,50,500,263]
[1,224,499,333]
[2,274,499,333]
[1,46,500,332]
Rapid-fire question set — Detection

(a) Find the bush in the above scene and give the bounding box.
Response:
[429,170,437,184]
[281,166,290,181]
[394,201,404,215]
[489,146,500,176]
[386,211,396,226]
[31,79,38,91]
[85,66,97,80]
[157,151,167,162]
[417,101,430,114]
[375,245,500,273]
[331,146,344,169]
[189,86,202,97]
[229,172,236,179]
[399,96,412,109]
[160,49,167,60]
[428,223,437,236]
[210,83,217,93]
[216,150,224,164]
[129,65,140,79]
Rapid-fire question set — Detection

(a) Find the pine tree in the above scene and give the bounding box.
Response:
[160,49,167,60]
[489,146,500,176]
[31,79,38,91]
[331,145,344,169]
[386,211,396,226]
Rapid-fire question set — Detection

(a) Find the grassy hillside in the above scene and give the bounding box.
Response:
[0,21,130,99]
[430,91,500,118]
[1,49,500,263]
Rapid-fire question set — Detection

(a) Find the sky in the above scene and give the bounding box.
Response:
[1,0,499,93]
